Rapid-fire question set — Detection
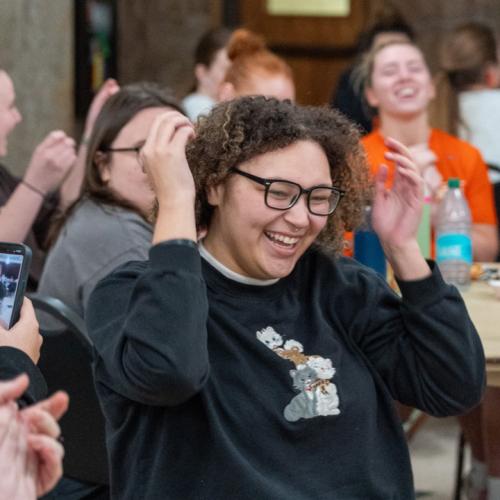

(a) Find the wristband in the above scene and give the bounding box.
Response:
[21,180,46,198]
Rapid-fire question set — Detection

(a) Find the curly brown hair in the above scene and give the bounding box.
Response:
[187,96,372,254]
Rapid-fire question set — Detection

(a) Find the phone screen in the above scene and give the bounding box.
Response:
[0,251,25,329]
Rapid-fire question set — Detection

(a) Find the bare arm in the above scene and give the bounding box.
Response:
[0,131,76,243]
[472,223,499,262]
[0,183,45,243]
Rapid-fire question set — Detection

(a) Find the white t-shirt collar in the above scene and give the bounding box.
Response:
[198,241,280,286]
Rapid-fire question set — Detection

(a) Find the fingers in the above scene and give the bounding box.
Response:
[17,297,36,323]
[38,130,67,148]
[384,136,413,160]
[170,123,196,150]
[96,78,120,101]
[384,150,418,173]
[145,111,193,150]
[0,374,29,405]
[25,391,69,422]
[27,433,64,495]
[21,407,61,439]
[85,79,120,133]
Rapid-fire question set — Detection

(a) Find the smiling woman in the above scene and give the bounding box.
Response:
[84,95,487,499]
[359,40,498,262]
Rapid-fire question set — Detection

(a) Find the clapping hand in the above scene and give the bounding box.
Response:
[371,137,424,250]
[371,137,430,280]
[0,374,69,499]
[23,130,77,196]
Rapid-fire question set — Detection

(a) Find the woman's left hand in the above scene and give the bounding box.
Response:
[372,137,424,252]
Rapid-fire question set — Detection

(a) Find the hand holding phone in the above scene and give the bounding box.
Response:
[0,298,43,363]
[0,243,31,328]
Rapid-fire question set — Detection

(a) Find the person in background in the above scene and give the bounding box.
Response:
[218,28,295,102]
[182,28,232,122]
[0,72,117,288]
[433,22,500,257]
[86,96,484,499]
[359,40,498,262]
[39,82,184,320]
[0,69,76,286]
[433,22,500,500]
[433,23,500,180]
[330,7,415,134]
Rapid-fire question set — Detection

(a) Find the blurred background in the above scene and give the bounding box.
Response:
[1,0,499,175]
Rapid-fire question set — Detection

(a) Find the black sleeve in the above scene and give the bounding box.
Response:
[0,346,48,406]
[86,241,210,407]
[349,262,485,417]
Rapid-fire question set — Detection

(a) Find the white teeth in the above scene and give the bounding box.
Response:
[266,232,299,246]
[398,87,416,97]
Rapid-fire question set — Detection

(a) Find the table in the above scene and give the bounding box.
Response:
[461,266,500,387]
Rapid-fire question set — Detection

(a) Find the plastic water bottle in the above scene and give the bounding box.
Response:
[436,178,472,290]
[354,205,387,278]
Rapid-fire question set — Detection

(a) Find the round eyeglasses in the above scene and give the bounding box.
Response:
[230,168,345,216]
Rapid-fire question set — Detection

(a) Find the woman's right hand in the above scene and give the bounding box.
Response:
[140,111,196,205]
[140,111,197,244]
[0,299,42,364]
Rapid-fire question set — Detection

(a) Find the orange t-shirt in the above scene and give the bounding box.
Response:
[362,128,497,226]
[344,129,497,257]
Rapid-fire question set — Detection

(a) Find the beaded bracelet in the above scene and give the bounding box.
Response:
[21,180,46,198]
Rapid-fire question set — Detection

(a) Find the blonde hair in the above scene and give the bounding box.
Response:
[223,29,293,91]
[352,40,425,112]
[431,23,498,134]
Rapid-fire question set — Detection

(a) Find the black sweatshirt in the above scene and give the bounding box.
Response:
[0,347,47,406]
[86,242,484,500]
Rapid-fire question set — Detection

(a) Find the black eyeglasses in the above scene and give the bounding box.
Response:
[230,168,345,216]
[102,146,142,161]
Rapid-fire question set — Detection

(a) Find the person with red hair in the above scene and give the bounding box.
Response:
[219,29,295,102]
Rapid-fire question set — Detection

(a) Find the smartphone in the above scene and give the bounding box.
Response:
[0,242,31,329]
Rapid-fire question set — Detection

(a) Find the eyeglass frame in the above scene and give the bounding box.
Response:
[229,167,345,216]
[101,146,142,156]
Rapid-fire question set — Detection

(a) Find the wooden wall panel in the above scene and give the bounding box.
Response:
[240,0,368,48]
[236,0,373,105]
[286,57,352,106]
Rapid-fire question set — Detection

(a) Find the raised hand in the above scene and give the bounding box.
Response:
[82,79,120,141]
[141,111,196,203]
[372,137,430,280]
[140,111,196,244]
[23,130,77,195]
